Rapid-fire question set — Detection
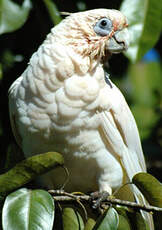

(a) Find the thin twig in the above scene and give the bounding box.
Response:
[48,190,162,213]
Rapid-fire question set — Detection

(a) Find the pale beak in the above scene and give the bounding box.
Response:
[107,28,129,53]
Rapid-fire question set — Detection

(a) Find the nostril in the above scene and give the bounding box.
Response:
[117,40,125,46]
[114,36,128,50]
[119,41,127,50]
[113,29,129,50]
[114,36,125,47]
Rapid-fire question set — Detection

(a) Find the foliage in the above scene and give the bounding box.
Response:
[120,0,162,62]
[62,207,84,230]
[0,0,162,229]
[42,0,62,24]
[133,172,162,207]
[0,0,31,35]
[127,59,161,139]
[92,207,119,230]
[2,188,54,230]
[0,152,64,196]
[1,170,162,230]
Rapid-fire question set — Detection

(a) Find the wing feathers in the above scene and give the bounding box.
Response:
[98,82,153,229]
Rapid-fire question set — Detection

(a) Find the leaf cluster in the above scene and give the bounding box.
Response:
[0,153,162,230]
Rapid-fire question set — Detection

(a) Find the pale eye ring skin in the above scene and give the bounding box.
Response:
[94,18,113,36]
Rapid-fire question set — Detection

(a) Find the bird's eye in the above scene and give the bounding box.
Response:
[100,19,108,27]
[94,18,112,36]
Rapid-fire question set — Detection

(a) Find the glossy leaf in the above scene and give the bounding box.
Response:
[116,205,148,230]
[84,218,96,230]
[0,0,31,35]
[62,207,84,230]
[0,152,64,196]
[120,0,162,62]
[132,172,162,207]
[2,188,54,230]
[93,207,119,230]
[115,207,131,230]
[117,215,131,230]
[128,211,148,230]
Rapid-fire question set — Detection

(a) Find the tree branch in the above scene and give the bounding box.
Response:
[48,190,162,213]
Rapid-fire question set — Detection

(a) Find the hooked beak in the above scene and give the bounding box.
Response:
[107,28,129,53]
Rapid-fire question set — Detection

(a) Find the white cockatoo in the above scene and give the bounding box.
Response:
[9,9,153,228]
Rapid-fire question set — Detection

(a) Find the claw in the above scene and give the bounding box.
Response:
[90,191,110,209]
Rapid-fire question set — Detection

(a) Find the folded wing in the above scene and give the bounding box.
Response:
[98,80,154,229]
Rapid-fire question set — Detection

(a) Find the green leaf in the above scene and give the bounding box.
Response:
[120,0,162,62]
[0,0,31,35]
[131,104,159,139]
[128,62,161,106]
[2,188,54,230]
[84,218,96,230]
[132,172,162,207]
[127,61,161,139]
[128,211,148,230]
[62,207,84,230]
[0,152,64,196]
[43,0,62,25]
[117,215,131,230]
[92,207,119,230]
[116,206,148,230]
[115,207,131,230]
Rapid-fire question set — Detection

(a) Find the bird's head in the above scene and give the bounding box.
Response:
[50,9,129,73]
[53,9,129,61]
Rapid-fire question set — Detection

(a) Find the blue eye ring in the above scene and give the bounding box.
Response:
[94,18,112,36]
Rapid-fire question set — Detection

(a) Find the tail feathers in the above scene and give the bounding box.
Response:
[121,151,154,230]
[132,185,154,230]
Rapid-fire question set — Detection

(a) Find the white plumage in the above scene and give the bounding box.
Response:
[9,9,153,229]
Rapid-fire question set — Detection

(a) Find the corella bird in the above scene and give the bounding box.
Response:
[9,9,153,228]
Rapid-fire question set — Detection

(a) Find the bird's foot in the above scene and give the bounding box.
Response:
[90,191,110,209]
